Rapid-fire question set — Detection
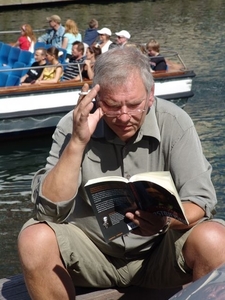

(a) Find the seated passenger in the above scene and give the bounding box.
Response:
[20,48,47,85]
[115,30,131,47]
[13,24,36,52]
[146,39,167,71]
[38,15,65,48]
[62,41,85,81]
[34,47,63,84]
[73,45,101,81]
[61,19,82,60]
[96,27,112,53]
[83,18,99,47]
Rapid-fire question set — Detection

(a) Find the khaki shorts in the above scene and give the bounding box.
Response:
[21,218,225,289]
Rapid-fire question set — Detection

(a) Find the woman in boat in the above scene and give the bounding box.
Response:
[13,24,36,52]
[74,45,101,81]
[95,27,112,53]
[34,46,63,84]
[61,19,82,60]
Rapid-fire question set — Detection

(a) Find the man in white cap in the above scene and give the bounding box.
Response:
[115,30,131,46]
[96,27,113,53]
[38,15,65,48]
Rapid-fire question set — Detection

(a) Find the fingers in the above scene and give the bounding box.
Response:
[125,211,167,235]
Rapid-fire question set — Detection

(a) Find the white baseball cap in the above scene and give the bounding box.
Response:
[97,27,112,36]
[115,30,131,39]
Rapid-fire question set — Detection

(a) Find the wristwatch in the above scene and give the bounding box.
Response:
[159,217,171,234]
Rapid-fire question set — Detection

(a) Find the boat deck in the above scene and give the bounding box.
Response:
[0,274,181,300]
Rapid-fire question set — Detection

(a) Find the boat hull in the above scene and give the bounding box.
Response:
[0,70,195,140]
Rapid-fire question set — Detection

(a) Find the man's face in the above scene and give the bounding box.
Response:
[116,36,126,45]
[98,72,154,142]
[99,34,107,42]
[72,45,81,58]
[48,20,55,29]
[34,50,45,63]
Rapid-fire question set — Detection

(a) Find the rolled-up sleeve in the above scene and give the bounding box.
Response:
[30,111,80,223]
[31,168,76,223]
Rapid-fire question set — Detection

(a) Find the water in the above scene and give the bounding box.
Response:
[0,0,225,278]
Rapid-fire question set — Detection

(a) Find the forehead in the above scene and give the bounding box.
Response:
[99,74,146,101]
[35,50,43,55]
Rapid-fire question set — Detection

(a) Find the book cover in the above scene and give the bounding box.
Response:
[85,171,189,242]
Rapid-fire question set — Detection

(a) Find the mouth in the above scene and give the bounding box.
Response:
[115,124,133,131]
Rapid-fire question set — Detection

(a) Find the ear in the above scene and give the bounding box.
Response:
[147,84,155,108]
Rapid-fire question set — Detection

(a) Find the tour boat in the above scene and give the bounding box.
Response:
[0,50,195,140]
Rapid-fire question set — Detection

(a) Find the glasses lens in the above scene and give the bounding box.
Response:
[99,100,146,117]
[104,109,145,117]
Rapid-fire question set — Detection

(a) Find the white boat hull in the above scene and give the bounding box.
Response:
[0,71,195,139]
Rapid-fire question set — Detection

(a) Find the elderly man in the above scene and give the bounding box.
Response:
[18,47,225,300]
[38,14,65,48]
[115,29,131,46]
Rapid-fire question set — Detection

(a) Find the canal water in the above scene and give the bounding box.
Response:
[0,0,225,278]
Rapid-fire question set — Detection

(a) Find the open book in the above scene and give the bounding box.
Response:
[85,171,189,243]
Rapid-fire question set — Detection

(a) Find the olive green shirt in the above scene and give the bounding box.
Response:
[32,98,217,258]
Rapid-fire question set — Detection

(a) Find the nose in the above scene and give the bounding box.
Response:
[117,107,131,121]
[118,113,131,122]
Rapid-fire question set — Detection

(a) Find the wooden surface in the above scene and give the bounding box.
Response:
[0,274,181,300]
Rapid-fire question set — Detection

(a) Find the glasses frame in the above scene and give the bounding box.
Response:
[98,98,147,118]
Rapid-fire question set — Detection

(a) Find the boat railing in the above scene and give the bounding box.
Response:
[159,49,188,71]
[0,29,46,35]
[0,29,47,44]
[0,61,86,83]
[0,54,193,90]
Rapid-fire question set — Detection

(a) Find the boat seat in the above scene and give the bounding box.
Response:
[34,41,47,50]
[5,74,20,87]
[0,41,3,52]
[18,50,32,67]
[7,47,21,68]
[0,43,12,66]
[12,61,27,77]
[58,47,67,64]
[0,72,8,87]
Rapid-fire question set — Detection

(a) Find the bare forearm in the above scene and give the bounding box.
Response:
[87,66,94,80]
[42,140,85,202]
[170,202,205,230]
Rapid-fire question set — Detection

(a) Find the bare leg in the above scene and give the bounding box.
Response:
[183,221,225,281]
[18,223,76,300]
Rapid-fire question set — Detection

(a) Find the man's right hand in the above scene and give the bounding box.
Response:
[71,83,103,146]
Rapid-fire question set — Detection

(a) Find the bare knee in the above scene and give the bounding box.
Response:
[18,223,60,269]
[183,221,225,278]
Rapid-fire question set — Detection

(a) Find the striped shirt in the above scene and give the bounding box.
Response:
[62,56,85,81]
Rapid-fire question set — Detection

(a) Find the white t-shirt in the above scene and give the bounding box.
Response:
[101,40,112,53]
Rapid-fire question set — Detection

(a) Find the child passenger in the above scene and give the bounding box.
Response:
[146,39,167,71]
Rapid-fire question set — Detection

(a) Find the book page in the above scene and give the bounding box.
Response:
[85,180,138,242]
[130,171,180,200]
[85,176,128,186]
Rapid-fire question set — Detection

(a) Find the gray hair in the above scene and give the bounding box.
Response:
[93,47,154,95]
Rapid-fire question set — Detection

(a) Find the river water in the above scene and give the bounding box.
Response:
[0,0,224,278]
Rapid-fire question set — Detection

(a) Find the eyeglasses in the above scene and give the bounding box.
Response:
[98,99,147,118]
